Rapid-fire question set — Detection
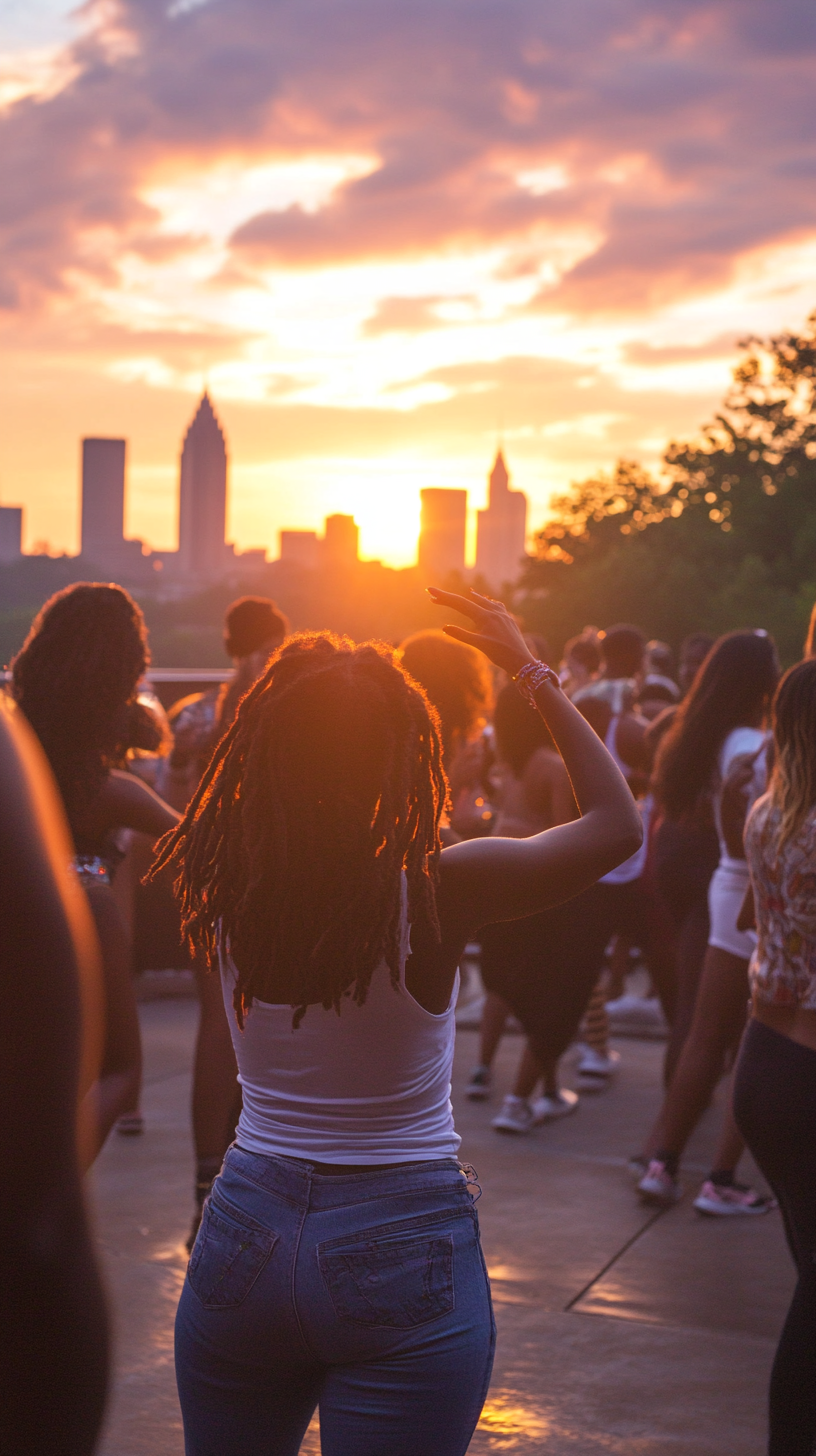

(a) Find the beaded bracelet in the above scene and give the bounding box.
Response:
[512,659,561,707]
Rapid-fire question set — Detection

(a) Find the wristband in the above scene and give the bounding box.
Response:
[512,659,561,707]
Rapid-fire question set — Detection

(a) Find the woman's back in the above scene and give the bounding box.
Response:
[220,883,460,1165]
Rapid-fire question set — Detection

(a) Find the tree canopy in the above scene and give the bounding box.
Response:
[517,311,816,663]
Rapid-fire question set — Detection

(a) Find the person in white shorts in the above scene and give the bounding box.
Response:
[636,631,780,1213]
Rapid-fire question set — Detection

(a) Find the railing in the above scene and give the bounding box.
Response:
[1,667,234,710]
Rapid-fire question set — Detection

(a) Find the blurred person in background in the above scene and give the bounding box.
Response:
[167,596,290,806]
[110,692,174,1136]
[0,695,108,1454]
[637,640,680,721]
[467,681,578,1112]
[636,631,779,1213]
[11,583,180,1163]
[400,628,495,842]
[559,630,601,698]
[735,658,816,1456]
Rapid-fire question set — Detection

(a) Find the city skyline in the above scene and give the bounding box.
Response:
[2,392,528,585]
[0,393,530,585]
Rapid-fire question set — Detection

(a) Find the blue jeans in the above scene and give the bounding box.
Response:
[175,1146,495,1455]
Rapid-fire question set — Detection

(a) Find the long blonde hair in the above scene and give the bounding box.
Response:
[770,659,816,849]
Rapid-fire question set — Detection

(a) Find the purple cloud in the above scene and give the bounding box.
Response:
[0,0,815,315]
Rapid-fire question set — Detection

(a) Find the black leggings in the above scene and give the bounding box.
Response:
[480,880,648,1067]
[734,1018,816,1456]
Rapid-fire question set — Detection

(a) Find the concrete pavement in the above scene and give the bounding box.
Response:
[91,997,792,1454]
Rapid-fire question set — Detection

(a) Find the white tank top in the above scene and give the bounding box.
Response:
[219,886,460,1165]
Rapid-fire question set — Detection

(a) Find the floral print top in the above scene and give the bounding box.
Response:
[744,793,816,1010]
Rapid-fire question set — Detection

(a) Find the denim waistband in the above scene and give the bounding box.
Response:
[226,1144,467,1210]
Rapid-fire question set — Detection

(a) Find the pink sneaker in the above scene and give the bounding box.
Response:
[638,1159,681,1206]
[693,1180,776,1217]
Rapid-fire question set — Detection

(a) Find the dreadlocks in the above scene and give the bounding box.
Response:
[150,632,447,1028]
[11,582,149,824]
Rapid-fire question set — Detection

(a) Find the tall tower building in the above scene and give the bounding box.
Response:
[178,392,228,578]
[81,438,126,562]
[324,513,359,567]
[0,505,22,563]
[417,489,467,578]
[475,450,527,588]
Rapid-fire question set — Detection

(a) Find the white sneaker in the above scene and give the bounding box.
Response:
[693,1179,776,1217]
[638,1159,682,1206]
[530,1089,579,1123]
[576,1046,620,1091]
[491,1096,535,1134]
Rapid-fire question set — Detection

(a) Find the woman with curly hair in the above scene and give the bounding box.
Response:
[12,582,179,1162]
[399,627,495,840]
[155,588,641,1456]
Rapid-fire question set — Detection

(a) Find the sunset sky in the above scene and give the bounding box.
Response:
[2,1,816,567]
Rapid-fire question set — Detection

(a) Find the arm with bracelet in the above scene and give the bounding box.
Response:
[427,588,642,934]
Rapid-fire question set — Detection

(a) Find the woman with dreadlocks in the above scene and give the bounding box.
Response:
[157,589,641,1456]
[11,583,180,1161]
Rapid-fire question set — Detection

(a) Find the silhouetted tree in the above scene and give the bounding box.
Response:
[518,312,816,662]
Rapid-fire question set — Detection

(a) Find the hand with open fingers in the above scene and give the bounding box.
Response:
[427,586,536,677]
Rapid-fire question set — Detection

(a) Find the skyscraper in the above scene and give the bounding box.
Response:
[178,392,228,578]
[417,489,467,578]
[0,505,22,563]
[81,438,126,562]
[475,450,527,588]
[324,513,359,567]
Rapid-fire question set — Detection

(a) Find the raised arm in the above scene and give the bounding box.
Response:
[428,589,642,936]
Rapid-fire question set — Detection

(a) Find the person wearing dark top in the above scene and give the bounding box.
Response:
[11,583,179,1162]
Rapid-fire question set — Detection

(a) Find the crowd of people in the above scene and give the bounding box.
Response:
[3,577,815,1456]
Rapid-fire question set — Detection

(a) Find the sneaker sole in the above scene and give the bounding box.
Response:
[491,1121,532,1135]
[693,1197,774,1217]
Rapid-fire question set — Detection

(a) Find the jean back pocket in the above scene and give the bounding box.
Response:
[188,1194,277,1310]
[319,1226,455,1329]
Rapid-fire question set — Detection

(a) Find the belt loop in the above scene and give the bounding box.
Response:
[459,1162,482,1202]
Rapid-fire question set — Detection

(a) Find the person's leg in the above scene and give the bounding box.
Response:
[467,990,509,1099]
[478,993,510,1068]
[638,948,748,1200]
[189,964,242,1248]
[468,922,519,1100]
[662,896,710,1086]
[734,1021,816,1456]
[605,935,630,1003]
[511,1041,544,1099]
